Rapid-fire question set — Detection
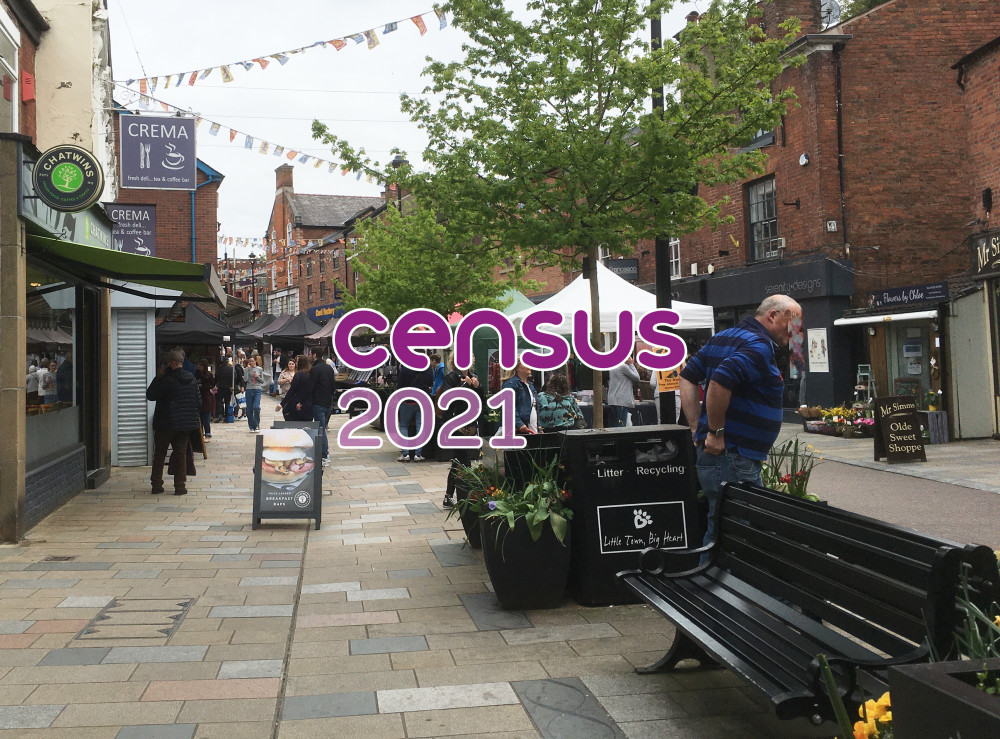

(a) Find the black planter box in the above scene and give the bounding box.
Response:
[558,425,700,606]
[889,658,1000,738]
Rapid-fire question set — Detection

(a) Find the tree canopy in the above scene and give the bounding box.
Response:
[314,0,801,424]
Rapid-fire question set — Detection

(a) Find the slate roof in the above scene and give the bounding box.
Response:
[287,194,385,228]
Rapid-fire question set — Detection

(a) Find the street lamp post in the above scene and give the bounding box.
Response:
[390,155,408,213]
[248,252,257,311]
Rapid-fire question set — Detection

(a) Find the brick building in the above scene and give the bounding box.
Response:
[263,164,384,317]
[667,0,1000,410]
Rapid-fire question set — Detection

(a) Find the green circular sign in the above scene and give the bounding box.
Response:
[33,146,105,212]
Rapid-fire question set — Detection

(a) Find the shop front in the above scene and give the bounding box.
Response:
[1,135,225,542]
[958,230,1000,438]
[672,256,856,408]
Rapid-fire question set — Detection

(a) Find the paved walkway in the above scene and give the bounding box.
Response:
[3,409,995,738]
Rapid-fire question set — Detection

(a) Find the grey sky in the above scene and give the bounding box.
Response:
[108,0,697,259]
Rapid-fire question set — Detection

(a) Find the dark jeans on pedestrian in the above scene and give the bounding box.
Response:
[200,412,212,437]
[151,429,192,493]
[397,402,423,458]
[607,405,630,428]
[216,388,232,420]
[245,388,262,431]
[696,446,763,550]
[313,405,329,459]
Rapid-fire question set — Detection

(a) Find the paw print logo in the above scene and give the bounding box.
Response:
[633,509,653,529]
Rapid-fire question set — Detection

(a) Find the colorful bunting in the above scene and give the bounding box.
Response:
[411,15,427,35]
[331,39,346,50]
[273,145,284,157]
[244,135,254,149]
[209,122,221,136]
[364,29,379,49]
[272,53,290,65]
[229,129,238,142]
[220,65,234,83]
[199,68,213,80]
[259,141,269,154]
[435,9,448,29]
[349,33,365,44]
[384,21,398,34]
[253,57,270,69]
[188,71,198,86]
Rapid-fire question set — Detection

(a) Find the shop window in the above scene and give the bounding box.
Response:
[669,237,680,279]
[747,176,780,261]
[0,9,19,133]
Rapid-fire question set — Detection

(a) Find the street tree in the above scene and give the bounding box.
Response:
[315,0,800,426]
[339,195,520,323]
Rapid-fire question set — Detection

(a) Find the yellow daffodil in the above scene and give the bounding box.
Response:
[879,711,893,723]
[860,697,888,721]
[994,615,1000,629]
[876,692,891,709]
[853,721,869,739]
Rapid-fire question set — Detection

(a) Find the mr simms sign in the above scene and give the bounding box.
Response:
[972,230,1000,280]
[120,114,197,190]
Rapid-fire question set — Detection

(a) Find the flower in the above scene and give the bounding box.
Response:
[488,501,497,510]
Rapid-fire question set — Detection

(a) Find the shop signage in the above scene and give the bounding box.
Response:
[867,282,948,309]
[120,114,197,191]
[606,258,638,282]
[252,426,321,529]
[106,204,156,256]
[971,231,1000,280]
[874,396,926,464]
[596,501,688,554]
[32,145,105,212]
[307,302,344,321]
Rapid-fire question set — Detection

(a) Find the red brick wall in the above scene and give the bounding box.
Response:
[959,43,1000,229]
[17,30,37,141]
[678,0,1000,303]
[111,113,221,265]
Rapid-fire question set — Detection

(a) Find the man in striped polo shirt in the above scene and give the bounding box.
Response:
[679,294,803,548]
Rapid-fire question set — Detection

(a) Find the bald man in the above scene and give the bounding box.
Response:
[679,294,803,549]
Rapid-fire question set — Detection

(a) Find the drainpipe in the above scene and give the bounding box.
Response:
[835,43,848,249]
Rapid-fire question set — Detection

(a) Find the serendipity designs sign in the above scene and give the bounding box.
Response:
[120,115,197,190]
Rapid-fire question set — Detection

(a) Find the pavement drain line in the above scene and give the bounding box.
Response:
[270,523,312,739]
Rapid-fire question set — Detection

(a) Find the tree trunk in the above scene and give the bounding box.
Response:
[587,243,604,429]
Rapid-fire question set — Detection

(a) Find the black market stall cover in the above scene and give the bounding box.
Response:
[306,317,338,340]
[246,314,293,339]
[156,304,253,346]
[240,313,278,334]
[264,312,322,341]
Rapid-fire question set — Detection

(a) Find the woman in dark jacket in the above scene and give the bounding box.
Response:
[500,361,538,433]
[195,359,216,439]
[278,355,313,422]
[439,361,484,507]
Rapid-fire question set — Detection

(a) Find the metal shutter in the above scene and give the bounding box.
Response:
[113,310,151,466]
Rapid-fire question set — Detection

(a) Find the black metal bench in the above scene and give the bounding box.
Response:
[617,481,999,723]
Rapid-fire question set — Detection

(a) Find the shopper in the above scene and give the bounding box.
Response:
[146,349,200,495]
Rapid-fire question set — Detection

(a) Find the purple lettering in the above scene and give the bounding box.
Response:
[487,388,525,449]
[636,310,686,371]
[520,310,571,371]
[572,310,633,370]
[332,309,390,370]
[436,388,484,449]
[390,309,452,370]
[453,309,516,371]
[385,389,436,450]
[336,388,382,448]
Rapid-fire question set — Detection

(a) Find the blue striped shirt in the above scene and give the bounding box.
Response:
[680,317,784,461]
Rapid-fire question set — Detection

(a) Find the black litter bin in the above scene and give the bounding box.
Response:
[502,431,564,491]
[559,425,700,606]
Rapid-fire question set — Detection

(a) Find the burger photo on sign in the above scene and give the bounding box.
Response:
[261,428,315,487]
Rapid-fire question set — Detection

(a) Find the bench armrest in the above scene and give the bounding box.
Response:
[637,544,715,579]
[810,643,931,698]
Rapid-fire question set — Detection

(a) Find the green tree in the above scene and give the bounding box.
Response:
[315,0,799,426]
[340,196,517,323]
[839,0,886,22]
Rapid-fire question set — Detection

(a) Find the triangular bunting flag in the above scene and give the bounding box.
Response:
[230,129,238,142]
[349,33,365,44]
[238,61,254,71]
[298,153,310,163]
[199,68,213,80]
[150,77,159,92]
[273,53,290,65]
[209,122,221,136]
[314,158,323,168]
[194,117,203,127]
[411,16,427,35]
[356,171,363,180]
[254,57,270,69]
[331,39,346,50]
[163,75,172,89]
[435,9,448,29]
[188,71,198,86]
[176,73,186,86]
[287,150,298,160]
[341,168,348,176]
[139,79,148,94]
[160,102,170,111]
[384,21,398,34]
[220,65,234,83]
[329,162,337,172]
[364,29,379,49]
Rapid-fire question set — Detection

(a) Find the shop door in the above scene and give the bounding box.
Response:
[888,323,931,402]
[112,310,151,466]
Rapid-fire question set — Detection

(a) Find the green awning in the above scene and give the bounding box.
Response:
[26,234,226,308]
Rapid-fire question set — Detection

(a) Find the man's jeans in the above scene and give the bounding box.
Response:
[397,402,423,458]
[245,389,262,431]
[607,405,630,428]
[313,405,329,459]
[696,446,763,549]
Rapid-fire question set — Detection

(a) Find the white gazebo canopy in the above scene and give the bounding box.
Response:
[509,260,715,333]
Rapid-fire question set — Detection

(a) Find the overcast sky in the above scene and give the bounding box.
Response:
[108,0,698,259]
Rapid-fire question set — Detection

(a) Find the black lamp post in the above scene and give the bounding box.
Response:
[248,252,257,310]
[390,155,408,212]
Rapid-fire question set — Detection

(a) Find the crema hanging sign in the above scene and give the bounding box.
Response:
[32,146,105,212]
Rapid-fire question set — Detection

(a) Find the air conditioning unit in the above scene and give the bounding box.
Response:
[690,263,698,276]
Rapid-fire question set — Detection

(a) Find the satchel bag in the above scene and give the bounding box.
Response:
[235,391,247,409]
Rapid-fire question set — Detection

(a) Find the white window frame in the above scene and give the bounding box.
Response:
[669,237,681,279]
[0,7,20,133]
[285,223,293,249]
[599,245,611,264]
[286,258,293,285]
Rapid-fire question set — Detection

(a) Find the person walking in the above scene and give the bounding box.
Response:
[278,355,313,422]
[38,360,59,405]
[396,358,433,462]
[243,356,270,433]
[307,349,336,467]
[216,358,234,422]
[277,358,296,397]
[233,358,247,419]
[26,364,40,406]
[270,348,284,396]
[146,349,201,495]
[195,358,216,440]
[438,359,484,507]
[501,361,538,434]
[607,353,640,428]
[679,294,802,549]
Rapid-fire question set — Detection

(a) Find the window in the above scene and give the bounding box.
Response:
[285,223,293,248]
[286,258,293,285]
[0,8,19,133]
[747,177,780,261]
[306,259,312,277]
[319,254,325,273]
[669,237,681,279]
[332,250,340,270]
[307,284,313,301]
[599,245,611,264]
[319,281,326,298]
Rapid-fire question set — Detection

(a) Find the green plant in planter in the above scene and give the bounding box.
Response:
[761,437,821,502]
[955,551,1000,693]
[450,454,573,543]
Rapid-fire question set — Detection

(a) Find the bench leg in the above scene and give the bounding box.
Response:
[635,632,719,674]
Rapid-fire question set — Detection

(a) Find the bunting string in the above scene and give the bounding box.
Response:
[114,8,448,88]
[113,82,384,182]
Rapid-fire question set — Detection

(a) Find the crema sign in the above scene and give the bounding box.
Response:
[32,146,105,212]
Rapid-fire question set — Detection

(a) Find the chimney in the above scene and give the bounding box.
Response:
[686,11,700,24]
[275,164,294,192]
[761,0,822,39]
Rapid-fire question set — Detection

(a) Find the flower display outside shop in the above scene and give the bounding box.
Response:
[799,403,876,437]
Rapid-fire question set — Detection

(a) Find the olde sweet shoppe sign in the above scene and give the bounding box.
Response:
[972,230,1000,280]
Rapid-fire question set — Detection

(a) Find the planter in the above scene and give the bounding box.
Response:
[841,426,858,439]
[479,516,570,610]
[452,477,481,549]
[889,658,1000,738]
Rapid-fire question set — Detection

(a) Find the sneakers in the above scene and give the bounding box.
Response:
[322,457,330,468]
[397,453,410,463]
[412,455,425,463]
[442,495,455,508]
